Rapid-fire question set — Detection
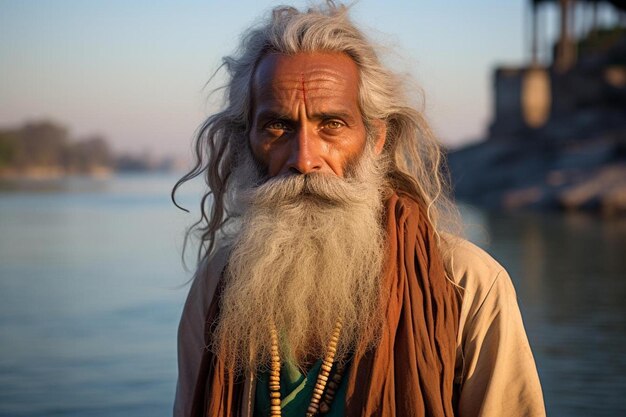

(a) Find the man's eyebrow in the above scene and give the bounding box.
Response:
[254,110,358,123]
[313,111,356,122]
[254,110,291,121]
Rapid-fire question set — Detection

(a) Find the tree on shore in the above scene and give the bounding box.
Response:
[0,120,113,175]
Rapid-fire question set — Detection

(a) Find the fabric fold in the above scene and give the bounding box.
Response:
[344,192,460,417]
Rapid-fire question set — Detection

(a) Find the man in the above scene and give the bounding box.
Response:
[174,3,545,416]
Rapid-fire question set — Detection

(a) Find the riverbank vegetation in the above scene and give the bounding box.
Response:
[0,120,179,179]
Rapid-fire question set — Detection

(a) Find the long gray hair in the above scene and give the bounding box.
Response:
[172,1,458,262]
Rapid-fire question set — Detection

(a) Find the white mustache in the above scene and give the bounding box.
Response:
[241,172,378,208]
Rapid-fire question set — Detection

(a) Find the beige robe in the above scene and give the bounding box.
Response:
[174,237,546,417]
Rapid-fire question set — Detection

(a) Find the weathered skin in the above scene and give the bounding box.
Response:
[249,52,385,178]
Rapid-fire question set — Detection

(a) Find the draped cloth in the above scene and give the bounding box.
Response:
[344,193,460,417]
[189,192,460,417]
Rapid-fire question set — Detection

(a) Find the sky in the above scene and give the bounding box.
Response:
[0,0,544,159]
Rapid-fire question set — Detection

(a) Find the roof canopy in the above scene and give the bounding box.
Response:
[532,0,626,12]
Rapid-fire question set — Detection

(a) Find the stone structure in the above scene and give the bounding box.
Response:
[449,0,626,215]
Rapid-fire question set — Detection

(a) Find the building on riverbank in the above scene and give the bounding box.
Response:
[448,0,626,215]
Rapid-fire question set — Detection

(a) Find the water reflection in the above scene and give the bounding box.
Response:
[462,205,626,417]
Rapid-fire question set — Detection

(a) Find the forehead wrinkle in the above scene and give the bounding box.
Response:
[265,67,353,87]
[256,85,359,122]
[251,52,362,121]
[258,83,347,113]
[300,72,307,105]
[261,83,351,108]
[253,52,359,89]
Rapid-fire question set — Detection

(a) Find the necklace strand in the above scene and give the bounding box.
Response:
[269,320,343,417]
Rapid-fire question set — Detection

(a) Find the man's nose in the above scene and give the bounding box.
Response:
[286,127,324,175]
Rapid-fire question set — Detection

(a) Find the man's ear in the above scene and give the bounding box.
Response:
[371,119,387,155]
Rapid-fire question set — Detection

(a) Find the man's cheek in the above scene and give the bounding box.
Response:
[247,147,272,179]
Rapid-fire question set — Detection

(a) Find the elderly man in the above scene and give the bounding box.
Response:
[174,3,545,417]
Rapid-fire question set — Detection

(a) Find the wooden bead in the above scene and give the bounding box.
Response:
[266,319,345,416]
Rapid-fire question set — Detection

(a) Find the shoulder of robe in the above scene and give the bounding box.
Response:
[184,245,232,313]
[439,234,511,321]
[174,245,232,417]
[196,245,231,282]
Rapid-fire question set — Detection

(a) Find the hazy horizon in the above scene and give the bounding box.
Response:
[2,0,616,160]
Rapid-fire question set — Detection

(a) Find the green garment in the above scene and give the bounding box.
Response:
[254,358,349,417]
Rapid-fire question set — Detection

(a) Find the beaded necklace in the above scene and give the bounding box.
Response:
[268,320,345,416]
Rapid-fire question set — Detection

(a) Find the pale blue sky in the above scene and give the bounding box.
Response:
[1,0,545,157]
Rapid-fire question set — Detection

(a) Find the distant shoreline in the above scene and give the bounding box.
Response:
[0,168,187,192]
[0,166,184,180]
[0,165,114,180]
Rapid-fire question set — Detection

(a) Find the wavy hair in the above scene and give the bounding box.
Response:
[172,1,459,263]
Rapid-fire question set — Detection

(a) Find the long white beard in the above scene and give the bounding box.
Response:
[212,148,388,373]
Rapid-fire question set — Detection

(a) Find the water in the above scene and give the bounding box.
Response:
[462,207,626,416]
[1,175,625,416]
[0,175,201,417]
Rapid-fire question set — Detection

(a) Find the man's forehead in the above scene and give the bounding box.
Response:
[251,52,361,106]
[254,52,359,81]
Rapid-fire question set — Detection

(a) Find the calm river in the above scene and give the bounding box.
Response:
[0,174,624,416]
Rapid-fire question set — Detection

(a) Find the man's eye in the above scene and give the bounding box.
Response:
[324,120,344,129]
[266,121,288,131]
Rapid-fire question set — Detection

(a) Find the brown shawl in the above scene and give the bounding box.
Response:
[190,192,460,417]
